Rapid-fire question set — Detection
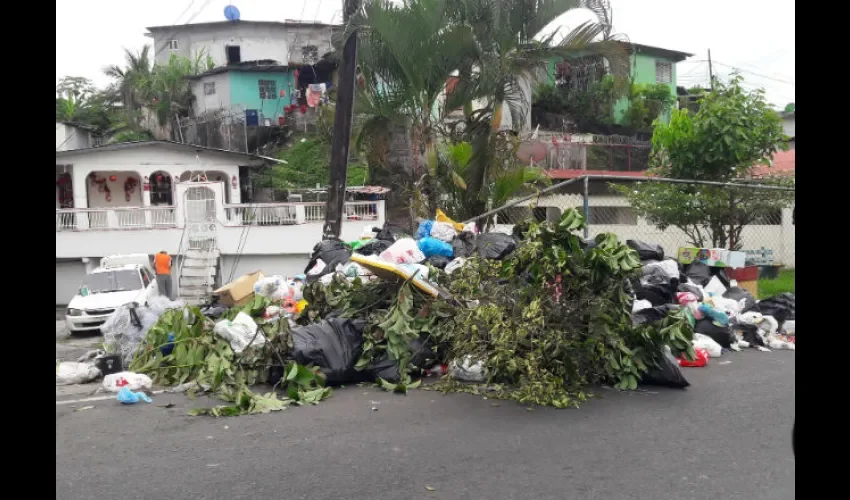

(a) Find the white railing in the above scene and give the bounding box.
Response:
[56,201,384,231]
[56,207,177,231]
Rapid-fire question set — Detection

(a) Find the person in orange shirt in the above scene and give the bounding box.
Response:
[153,251,172,299]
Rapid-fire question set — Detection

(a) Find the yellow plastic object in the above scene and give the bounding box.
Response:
[349,254,441,298]
[295,299,308,314]
[436,208,464,232]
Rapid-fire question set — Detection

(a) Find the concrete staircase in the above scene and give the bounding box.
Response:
[178,249,220,306]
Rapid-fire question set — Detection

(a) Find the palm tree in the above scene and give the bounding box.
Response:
[103,46,153,129]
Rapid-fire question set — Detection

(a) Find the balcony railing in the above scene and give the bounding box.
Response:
[56,202,383,231]
[56,207,177,231]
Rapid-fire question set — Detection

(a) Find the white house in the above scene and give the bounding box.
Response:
[56,141,385,305]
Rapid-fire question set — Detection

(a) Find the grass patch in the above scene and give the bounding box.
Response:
[258,137,368,190]
[758,269,795,298]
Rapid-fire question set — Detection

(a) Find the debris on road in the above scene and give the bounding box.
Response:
[117,387,152,404]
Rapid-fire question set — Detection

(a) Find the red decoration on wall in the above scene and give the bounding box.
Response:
[124,177,139,202]
[156,174,164,182]
[278,116,286,126]
[232,175,238,189]
[279,89,286,98]
[300,104,307,114]
[109,175,117,182]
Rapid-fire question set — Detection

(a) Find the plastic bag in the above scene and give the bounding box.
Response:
[116,387,152,404]
[693,333,723,358]
[449,356,488,383]
[748,293,795,324]
[444,257,466,274]
[369,336,436,383]
[642,260,679,281]
[355,239,392,257]
[376,223,410,243]
[632,299,653,312]
[102,372,153,393]
[699,303,730,326]
[418,237,454,259]
[704,275,728,296]
[626,240,664,261]
[635,279,675,306]
[723,287,756,312]
[213,312,264,354]
[291,319,368,385]
[430,221,457,242]
[678,282,705,302]
[348,240,366,251]
[253,275,289,300]
[426,255,451,269]
[678,348,709,367]
[462,222,478,234]
[379,238,426,264]
[684,262,712,287]
[695,318,735,348]
[436,208,465,232]
[632,304,680,325]
[475,233,517,260]
[781,320,796,336]
[304,240,352,278]
[451,231,476,258]
[640,348,690,388]
[56,362,102,385]
[102,297,186,365]
[414,220,434,240]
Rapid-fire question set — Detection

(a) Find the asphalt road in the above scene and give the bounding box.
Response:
[56,350,795,500]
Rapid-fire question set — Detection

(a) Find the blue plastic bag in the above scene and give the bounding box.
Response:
[418,237,454,258]
[117,387,153,404]
[699,303,729,326]
[414,220,434,240]
[160,333,176,356]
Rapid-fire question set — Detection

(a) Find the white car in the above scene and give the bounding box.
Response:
[65,254,160,335]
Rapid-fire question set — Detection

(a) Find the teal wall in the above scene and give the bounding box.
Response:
[229,71,296,121]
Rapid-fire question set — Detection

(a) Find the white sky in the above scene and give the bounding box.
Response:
[55,0,795,108]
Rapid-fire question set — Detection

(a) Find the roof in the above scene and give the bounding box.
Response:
[146,20,338,32]
[545,150,795,180]
[57,121,100,133]
[186,59,336,80]
[617,42,693,62]
[55,140,269,163]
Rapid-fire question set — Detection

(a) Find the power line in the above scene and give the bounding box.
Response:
[712,61,795,86]
[153,0,216,59]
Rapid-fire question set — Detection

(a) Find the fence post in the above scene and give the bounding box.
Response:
[583,175,589,238]
[627,144,632,172]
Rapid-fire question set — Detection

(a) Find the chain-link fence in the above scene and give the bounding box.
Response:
[463,176,796,268]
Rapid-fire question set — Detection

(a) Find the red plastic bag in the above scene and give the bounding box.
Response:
[678,348,709,367]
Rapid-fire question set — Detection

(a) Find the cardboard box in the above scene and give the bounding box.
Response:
[677,247,746,269]
[213,271,263,306]
[736,279,759,299]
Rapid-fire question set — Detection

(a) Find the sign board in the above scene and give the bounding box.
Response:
[677,247,746,269]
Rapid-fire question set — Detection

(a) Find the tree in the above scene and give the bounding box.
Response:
[615,75,794,250]
[103,46,153,130]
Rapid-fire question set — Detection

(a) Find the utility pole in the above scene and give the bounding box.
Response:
[323,0,361,240]
[707,49,715,91]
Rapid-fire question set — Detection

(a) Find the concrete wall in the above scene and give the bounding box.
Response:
[220,254,312,283]
[56,259,88,305]
[150,23,334,67]
[86,171,144,208]
[782,115,795,139]
[229,70,295,121]
[56,123,93,151]
[191,73,232,116]
[613,52,679,124]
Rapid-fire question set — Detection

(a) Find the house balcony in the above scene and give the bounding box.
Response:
[56,201,385,259]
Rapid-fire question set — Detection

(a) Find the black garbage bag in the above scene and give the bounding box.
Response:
[747,292,796,324]
[723,287,757,311]
[695,318,735,348]
[475,233,517,260]
[376,223,410,243]
[304,240,352,278]
[684,262,712,287]
[452,231,476,258]
[426,255,451,269]
[636,282,676,306]
[633,304,681,325]
[291,319,369,386]
[369,336,436,383]
[677,282,704,302]
[200,304,229,319]
[640,349,690,389]
[627,240,664,261]
[355,238,392,256]
[736,323,766,348]
[710,267,731,288]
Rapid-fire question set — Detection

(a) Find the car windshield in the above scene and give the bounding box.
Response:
[81,270,142,294]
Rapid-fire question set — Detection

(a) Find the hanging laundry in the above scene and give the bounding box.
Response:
[306,83,327,108]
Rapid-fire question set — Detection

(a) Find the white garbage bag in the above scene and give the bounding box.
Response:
[632,299,653,313]
[253,275,289,300]
[444,257,466,275]
[641,260,680,281]
[430,221,457,243]
[693,333,723,358]
[704,276,728,296]
[56,362,102,385]
[213,312,264,354]
[781,320,796,335]
[448,356,488,383]
[102,371,153,392]
[379,238,426,264]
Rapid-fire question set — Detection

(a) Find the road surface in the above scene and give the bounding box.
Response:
[56,348,795,500]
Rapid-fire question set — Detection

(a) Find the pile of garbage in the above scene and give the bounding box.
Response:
[58,208,795,416]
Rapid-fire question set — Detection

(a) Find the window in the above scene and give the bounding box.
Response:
[655,61,672,84]
[204,82,216,95]
[80,270,143,294]
[226,45,241,64]
[586,206,638,225]
[167,40,179,51]
[141,269,151,288]
[258,79,277,99]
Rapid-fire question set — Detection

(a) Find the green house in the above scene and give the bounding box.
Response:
[544,42,692,126]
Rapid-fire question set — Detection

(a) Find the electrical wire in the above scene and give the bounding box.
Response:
[153,0,216,59]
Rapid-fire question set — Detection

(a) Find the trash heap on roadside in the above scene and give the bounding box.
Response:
[58,208,796,416]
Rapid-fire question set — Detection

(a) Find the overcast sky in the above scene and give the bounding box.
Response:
[56,0,795,108]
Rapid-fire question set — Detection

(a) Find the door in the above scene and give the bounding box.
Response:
[184,186,216,223]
